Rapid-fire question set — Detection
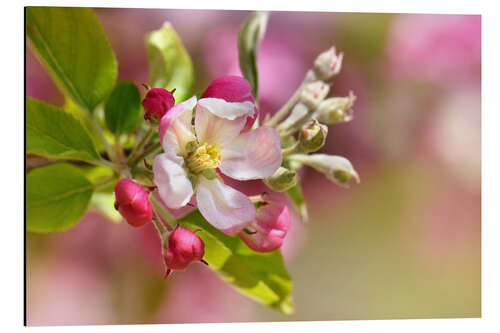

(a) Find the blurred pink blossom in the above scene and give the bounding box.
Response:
[27,255,115,325]
[387,14,481,85]
[423,87,481,192]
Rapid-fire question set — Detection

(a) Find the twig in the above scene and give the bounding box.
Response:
[128,142,162,167]
[149,193,176,231]
[127,127,154,165]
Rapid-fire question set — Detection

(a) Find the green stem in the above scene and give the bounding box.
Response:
[127,127,154,165]
[151,213,170,267]
[128,142,162,167]
[286,153,309,164]
[86,110,116,162]
[131,166,154,180]
[265,70,316,127]
[152,213,169,239]
[91,158,121,172]
[150,193,176,230]
[282,142,301,157]
[114,131,126,163]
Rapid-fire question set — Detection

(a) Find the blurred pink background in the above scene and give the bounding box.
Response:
[26,9,481,325]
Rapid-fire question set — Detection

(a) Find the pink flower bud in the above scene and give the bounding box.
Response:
[202,76,258,131]
[313,46,343,80]
[114,179,153,227]
[142,88,176,121]
[239,197,291,253]
[164,227,206,277]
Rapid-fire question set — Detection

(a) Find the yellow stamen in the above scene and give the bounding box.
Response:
[186,143,222,174]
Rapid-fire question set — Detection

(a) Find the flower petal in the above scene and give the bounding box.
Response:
[159,96,197,155]
[198,98,254,120]
[153,152,194,209]
[195,98,253,145]
[219,126,282,180]
[196,177,255,235]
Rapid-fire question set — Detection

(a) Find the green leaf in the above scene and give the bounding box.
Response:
[146,22,194,102]
[63,98,105,152]
[238,11,269,100]
[27,163,94,233]
[178,210,294,314]
[104,81,142,134]
[287,183,309,222]
[27,97,101,163]
[26,7,118,111]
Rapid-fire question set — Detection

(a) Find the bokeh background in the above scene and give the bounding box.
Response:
[26,9,481,325]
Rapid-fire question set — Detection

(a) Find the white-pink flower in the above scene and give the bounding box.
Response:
[153,96,282,235]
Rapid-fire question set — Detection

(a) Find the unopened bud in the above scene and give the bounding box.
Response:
[298,119,328,153]
[300,81,330,110]
[164,226,206,277]
[315,92,356,124]
[313,46,343,80]
[264,167,298,192]
[142,88,176,121]
[114,179,153,227]
[202,76,258,132]
[288,154,359,187]
[240,195,291,253]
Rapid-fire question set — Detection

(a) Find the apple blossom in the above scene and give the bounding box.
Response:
[387,15,480,85]
[153,95,282,235]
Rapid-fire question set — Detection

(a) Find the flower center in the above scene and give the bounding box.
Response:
[186,143,222,174]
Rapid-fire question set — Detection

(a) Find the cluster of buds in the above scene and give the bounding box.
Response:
[264,46,359,193]
[112,46,358,279]
[114,75,291,278]
[114,179,208,277]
